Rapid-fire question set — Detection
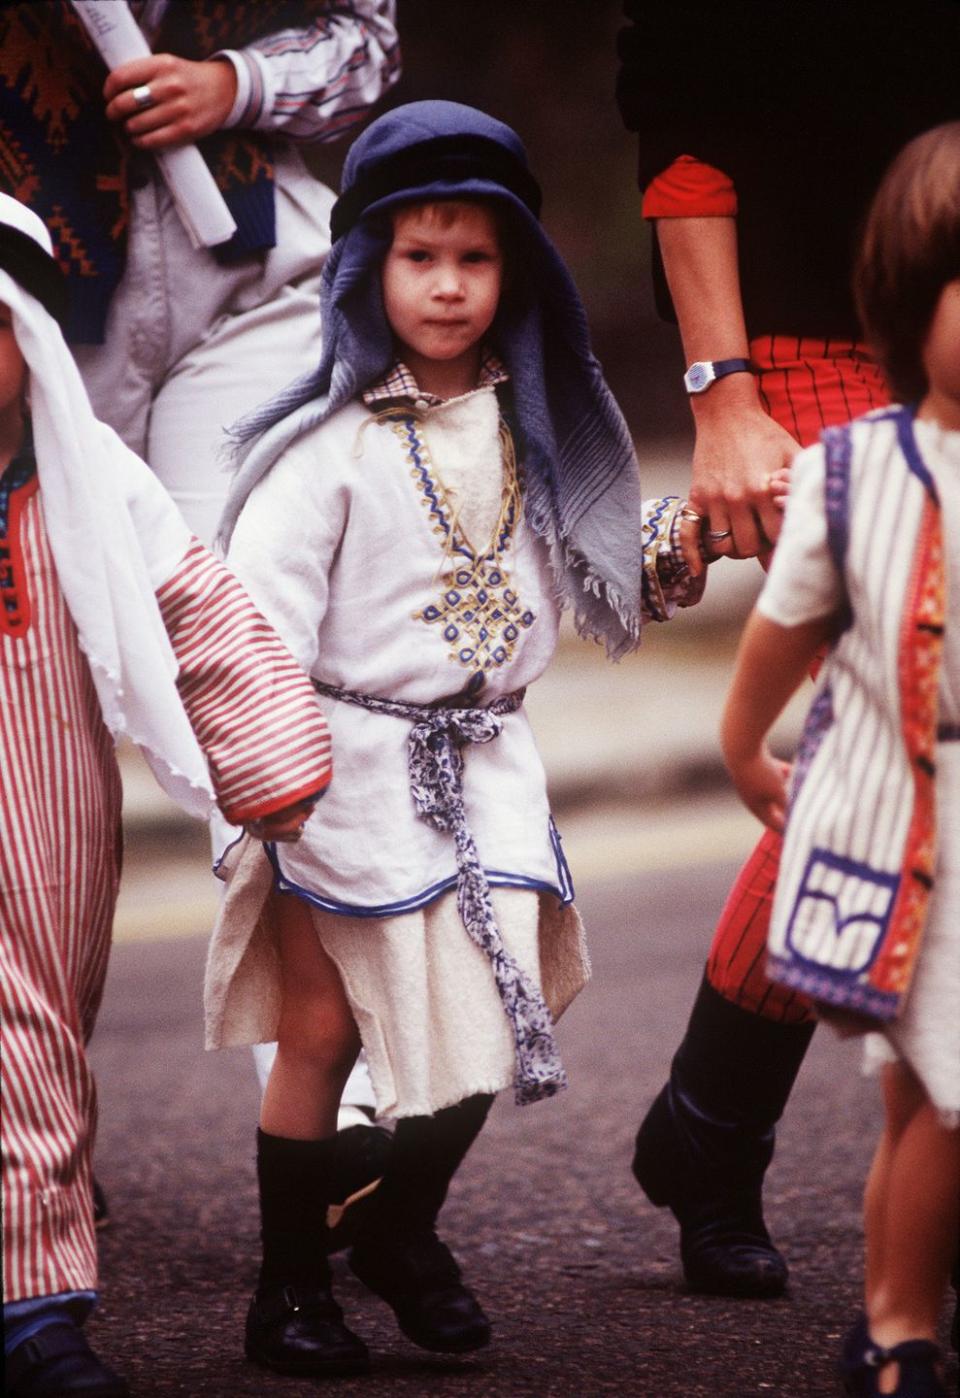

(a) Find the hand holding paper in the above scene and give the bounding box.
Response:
[70,0,237,250]
[103,53,237,148]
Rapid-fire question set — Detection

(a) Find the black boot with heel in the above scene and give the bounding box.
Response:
[633,974,815,1298]
[349,1093,494,1352]
[245,1129,370,1377]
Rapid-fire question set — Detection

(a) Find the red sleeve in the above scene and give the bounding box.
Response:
[156,539,332,825]
[641,154,738,220]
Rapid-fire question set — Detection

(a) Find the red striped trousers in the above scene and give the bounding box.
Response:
[1,497,120,1300]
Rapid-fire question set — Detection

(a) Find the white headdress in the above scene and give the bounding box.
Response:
[0,192,215,815]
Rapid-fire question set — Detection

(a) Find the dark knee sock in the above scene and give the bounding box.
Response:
[359,1094,493,1245]
[256,1129,338,1290]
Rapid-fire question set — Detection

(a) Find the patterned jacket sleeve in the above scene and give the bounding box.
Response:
[642,496,706,622]
[218,1,400,143]
[155,539,332,825]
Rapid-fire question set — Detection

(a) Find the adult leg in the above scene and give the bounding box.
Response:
[633,343,890,1297]
[633,830,815,1296]
[245,892,369,1379]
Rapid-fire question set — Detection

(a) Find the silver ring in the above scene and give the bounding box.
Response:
[705,528,733,541]
[131,83,155,110]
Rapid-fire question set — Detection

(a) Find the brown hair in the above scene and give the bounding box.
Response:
[390,197,505,238]
[854,122,960,403]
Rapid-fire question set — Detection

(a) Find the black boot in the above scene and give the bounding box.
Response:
[324,1121,394,1254]
[349,1094,493,1352]
[245,1130,370,1377]
[633,974,815,1298]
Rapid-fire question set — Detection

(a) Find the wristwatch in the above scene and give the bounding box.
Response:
[683,358,753,394]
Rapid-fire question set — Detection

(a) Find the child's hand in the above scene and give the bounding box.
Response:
[678,504,707,576]
[725,746,791,832]
[244,795,319,844]
[766,465,792,511]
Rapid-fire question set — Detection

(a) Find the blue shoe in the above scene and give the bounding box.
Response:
[6,1322,128,1398]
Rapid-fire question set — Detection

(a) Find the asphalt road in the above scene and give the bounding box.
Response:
[87,850,958,1397]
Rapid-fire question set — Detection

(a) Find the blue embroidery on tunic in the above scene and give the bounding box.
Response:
[390,414,536,674]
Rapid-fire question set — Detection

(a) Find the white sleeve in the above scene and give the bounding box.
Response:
[215,1,400,143]
[758,443,844,627]
[225,434,349,677]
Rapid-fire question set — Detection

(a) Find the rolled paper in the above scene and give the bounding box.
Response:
[71,0,238,249]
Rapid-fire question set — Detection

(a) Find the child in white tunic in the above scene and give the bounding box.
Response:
[210,101,720,1378]
[721,124,960,1398]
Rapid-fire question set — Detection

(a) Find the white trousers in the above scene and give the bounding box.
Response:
[73,148,331,547]
[74,148,377,1117]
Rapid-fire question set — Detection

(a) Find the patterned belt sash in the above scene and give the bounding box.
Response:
[313,680,567,1106]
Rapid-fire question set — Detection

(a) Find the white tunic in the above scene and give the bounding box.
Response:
[227,388,570,911]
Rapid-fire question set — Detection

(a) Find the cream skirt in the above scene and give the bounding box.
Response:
[204,836,589,1118]
[311,887,588,1118]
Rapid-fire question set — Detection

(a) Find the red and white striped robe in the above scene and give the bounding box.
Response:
[1,489,331,1301]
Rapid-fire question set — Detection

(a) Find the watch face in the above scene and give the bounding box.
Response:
[685,362,713,393]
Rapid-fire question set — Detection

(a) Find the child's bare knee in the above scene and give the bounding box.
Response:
[277,995,358,1068]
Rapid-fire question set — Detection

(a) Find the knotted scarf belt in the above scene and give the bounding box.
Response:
[313,680,567,1106]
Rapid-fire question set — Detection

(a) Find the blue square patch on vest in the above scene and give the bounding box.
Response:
[785,848,899,977]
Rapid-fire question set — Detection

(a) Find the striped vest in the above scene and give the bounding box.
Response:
[0,0,318,342]
[768,406,943,1021]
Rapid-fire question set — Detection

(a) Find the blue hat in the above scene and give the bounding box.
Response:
[223,102,645,657]
[330,101,542,241]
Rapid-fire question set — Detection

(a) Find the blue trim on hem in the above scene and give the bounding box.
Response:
[212,827,245,878]
[266,816,576,917]
[767,956,900,1022]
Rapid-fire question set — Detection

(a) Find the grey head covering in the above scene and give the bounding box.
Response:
[220,100,645,656]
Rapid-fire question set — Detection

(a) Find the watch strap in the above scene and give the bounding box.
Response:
[684,357,754,393]
[711,357,752,378]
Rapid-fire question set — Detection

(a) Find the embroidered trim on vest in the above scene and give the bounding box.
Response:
[875,486,942,997]
[823,423,853,633]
